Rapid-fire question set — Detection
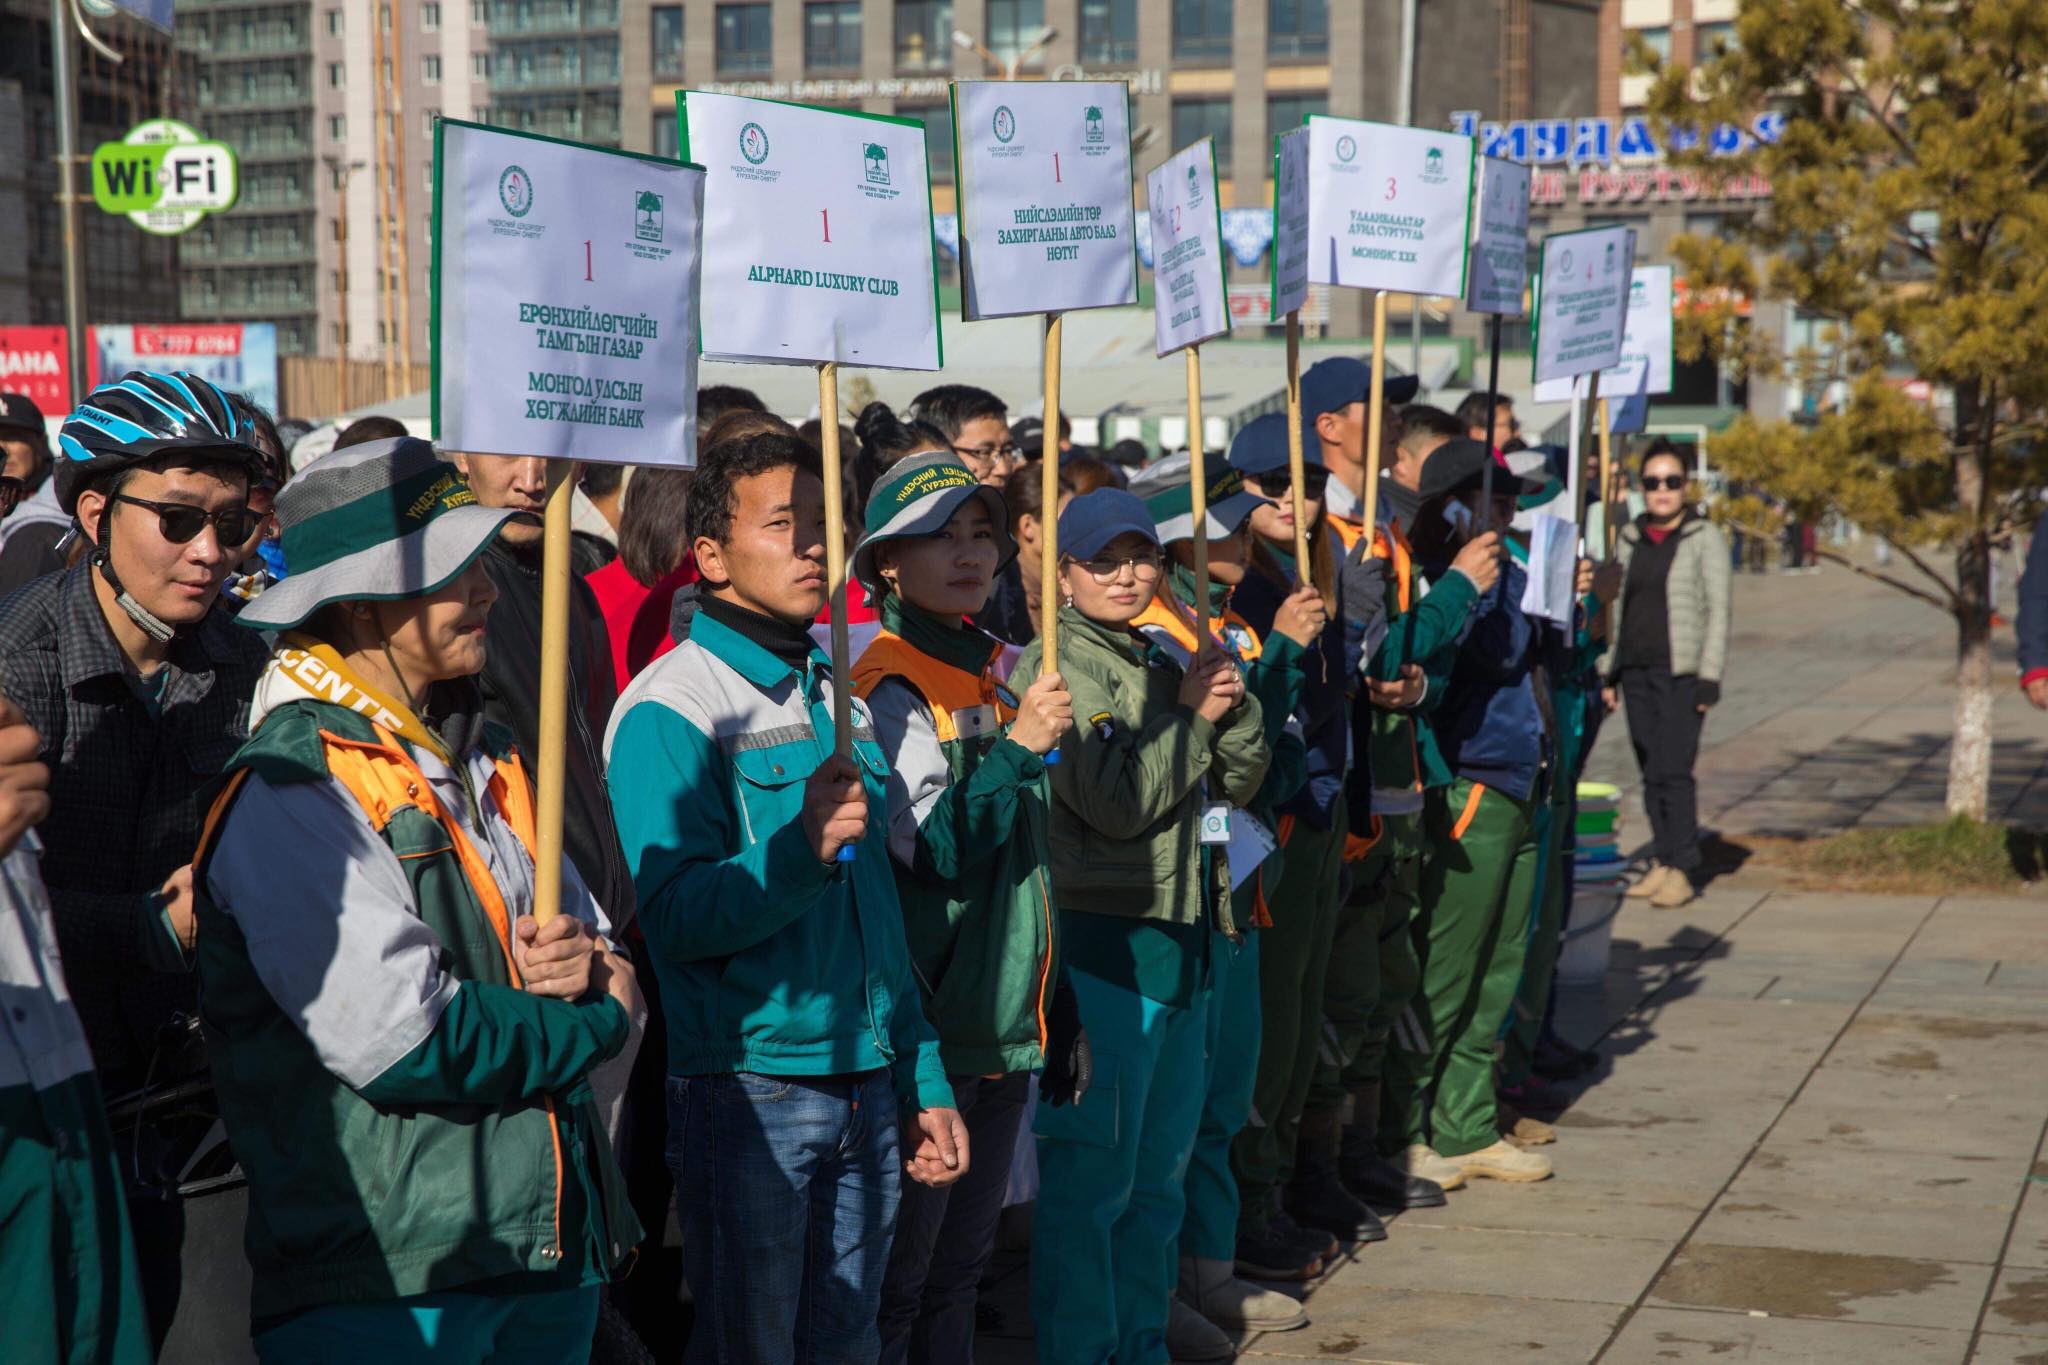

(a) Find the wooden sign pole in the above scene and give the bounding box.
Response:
[1284,310,1310,578]
[531,469,573,924]
[816,361,856,860]
[1041,313,1063,668]
[1187,344,1211,644]
[1360,290,1391,541]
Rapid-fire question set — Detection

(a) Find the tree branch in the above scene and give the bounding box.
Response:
[1724,519,1955,613]
[1882,535,1962,604]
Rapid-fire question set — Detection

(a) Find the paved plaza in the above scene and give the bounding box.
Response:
[978,551,2048,1363]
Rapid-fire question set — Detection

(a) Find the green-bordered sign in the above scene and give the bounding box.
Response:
[1147,137,1230,356]
[679,90,942,370]
[1306,116,1475,298]
[432,119,707,467]
[91,119,238,236]
[1532,224,1637,385]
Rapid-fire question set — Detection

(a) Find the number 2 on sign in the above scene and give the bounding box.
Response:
[583,240,593,281]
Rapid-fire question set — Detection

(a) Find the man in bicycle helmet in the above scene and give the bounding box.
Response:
[0,369,272,1352]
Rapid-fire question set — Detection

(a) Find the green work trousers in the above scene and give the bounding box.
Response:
[1502,783,1573,1088]
[1308,812,1422,1117]
[1228,804,1348,1229]
[1182,928,1260,1262]
[1385,779,1541,1158]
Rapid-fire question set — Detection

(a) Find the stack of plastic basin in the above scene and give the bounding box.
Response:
[1558,782,1626,985]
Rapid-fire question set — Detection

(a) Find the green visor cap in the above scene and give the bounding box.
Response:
[851,451,1017,596]
[1143,464,1266,545]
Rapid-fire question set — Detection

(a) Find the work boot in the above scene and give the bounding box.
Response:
[1650,868,1696,909]
[1531,1035,1600,1081]
[1181,1255,1310,1333]
[1394,1143,1469,1191]
[1450,1139,1554,1183]
[1165,1295,1237,1361]
[1626,862,1672,899]
[1498,1099,1557,1147]
[1340,1095,1449,1209]
[1284,1108,1388,1244]
[1232,1220,1322,1282]
[1269,1207,1341,1265]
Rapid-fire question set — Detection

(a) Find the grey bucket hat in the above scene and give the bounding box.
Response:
[235,436,515,632]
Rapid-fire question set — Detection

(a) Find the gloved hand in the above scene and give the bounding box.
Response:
[1040,978,1093,1107]
[1338,546,1389,678]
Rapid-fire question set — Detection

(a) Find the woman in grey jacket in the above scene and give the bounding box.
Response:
[1598,445,1732,908]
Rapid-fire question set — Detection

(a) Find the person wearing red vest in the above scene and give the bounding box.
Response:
[849,453,1088,1365]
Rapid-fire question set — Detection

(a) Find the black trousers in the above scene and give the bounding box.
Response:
[1620,667,1705,874]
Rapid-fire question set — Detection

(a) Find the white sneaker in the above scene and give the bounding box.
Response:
[1165,1294,1237,1361]
[1450,1138,1554,1182]
[1395,1143,1469,1191]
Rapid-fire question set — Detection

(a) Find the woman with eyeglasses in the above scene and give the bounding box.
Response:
[1597,443,1732,910]
[1009,488,1271,1365]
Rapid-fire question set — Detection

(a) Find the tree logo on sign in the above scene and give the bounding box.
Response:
[864,142,890,185]
[1420,146,1448,184]
[993,106,1016,144]
[1557,248,1574,277]
[634,189,663,242]
[740,122,771,165]
[1604,242,1618,275]
[1085,106,1105,144]
[1336,134,1357,163]
[1186,161,1202,207]
[498,165,533,218]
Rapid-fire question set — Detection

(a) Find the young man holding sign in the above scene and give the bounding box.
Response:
[604,430,964,1363]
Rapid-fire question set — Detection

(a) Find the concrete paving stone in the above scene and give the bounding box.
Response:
[1724,1142,2023,1211]
[1690,1185,2017,1265]
[1646,1242,1996,1330]
[1885,956,2038,991]
[1513,1123,1755,1193]
[1599,1305,1974,1364]
[1238,1285,1625,1363]
[1791,1064,2048,1134]
[1902,920,2048,966]
[1998,1182,2048,1271]
[1395,1175,1716,1244]
[1966,1334,2048,1365]
[1309,1222,1670,1307]
[1767,1094,2046,1162]
[1981,1268,2048,1339]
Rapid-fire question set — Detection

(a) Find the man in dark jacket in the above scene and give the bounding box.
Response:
[1382,440,1556,1186]
[2015,507,2048,708]
[0,392,69,594]
[450,452,635,930]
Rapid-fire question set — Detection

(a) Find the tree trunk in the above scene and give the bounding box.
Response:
[1947,381,1993,820]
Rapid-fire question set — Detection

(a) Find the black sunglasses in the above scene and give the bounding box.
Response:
[109,494,264,547]
[1641,474,1686,492]
[1254,469,1329,500]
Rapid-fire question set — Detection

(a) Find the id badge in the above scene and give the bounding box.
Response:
[1198,801,1232,846]
[955,703,998,740]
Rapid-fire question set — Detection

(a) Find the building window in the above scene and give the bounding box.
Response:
[1173,0,1232,63]
[1171,99,1232,173]
[1695,21,1736,54]
[904,103,954,182]
[471,0,485,23]
[805,1,861,70]
[987,0,1046,69]
[654,109,679,159]
[653,5,685,79]
[327,61,345,87]
[895,0,952,71]
[1079,0,1136,64]
[422,109,438,136]
[1635,25,1672,60]
[421,1,441,29]
[1266,92,1327,136]
[422,55,442,83]
[325,9,342,35]
[473,51,490,78]
[1268,0,1327,59]
[329,113,346,139]
[716,4,772,73]
[330,163,347,189]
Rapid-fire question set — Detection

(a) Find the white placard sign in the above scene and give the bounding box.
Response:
[1306,116,1476,296]
[1270,126,1311,318]
[1532,225,1637,385]
[434,120,704,465]
[1148,139,1230,355]
[682,92,941,370]
[1534,263,1674,400]
[1465,155,1531,315]
[953,80,1138,321]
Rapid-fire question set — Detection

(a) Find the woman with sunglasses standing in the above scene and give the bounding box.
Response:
[1598,445,1732,910]
[1010,488,1270,1365]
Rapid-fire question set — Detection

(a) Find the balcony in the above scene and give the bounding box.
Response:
[484,0,619,35]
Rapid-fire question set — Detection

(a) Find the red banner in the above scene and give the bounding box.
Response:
[0,326,73,414]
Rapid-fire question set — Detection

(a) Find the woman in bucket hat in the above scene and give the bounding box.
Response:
[189,437,643,1362]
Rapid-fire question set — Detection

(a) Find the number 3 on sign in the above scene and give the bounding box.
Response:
[1384,177,1398,202]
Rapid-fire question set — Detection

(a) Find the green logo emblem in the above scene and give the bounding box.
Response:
[993,105,1016,144]
[740,122,770,165]
[1420,146,1448,184]
[1084,105,1105,144]
[1335,134,1357,163]
[498,164,533,217]
[864,142,890,185]
[634,189,663,242]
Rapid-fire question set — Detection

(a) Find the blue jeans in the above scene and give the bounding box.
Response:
[666,1070,902,1364]
[253,1287,597,1364]
[877,1072,1029,1365]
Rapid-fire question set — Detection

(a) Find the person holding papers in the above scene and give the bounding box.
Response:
[1011,489,1269,1365]
[604,428,965,1364]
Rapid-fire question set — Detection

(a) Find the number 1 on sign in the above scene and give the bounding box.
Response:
[822,210,831,243]
[1053,153,1062,184]
[583,240,593,281]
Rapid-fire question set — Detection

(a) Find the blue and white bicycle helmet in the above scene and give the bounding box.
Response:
[56,370,267,515]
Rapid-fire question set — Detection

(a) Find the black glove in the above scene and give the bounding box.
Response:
[1693,679,1720,708]
[1040,978,1093,1107]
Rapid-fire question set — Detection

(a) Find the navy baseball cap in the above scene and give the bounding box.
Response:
[1226,412,1320,475]
[1057,487,1159,562]
[1417,437,1529,503]
[1300,357,1421,426]
[0,392,47,438]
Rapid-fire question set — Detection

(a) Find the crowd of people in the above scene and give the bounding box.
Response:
[0,360,1731,1365]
